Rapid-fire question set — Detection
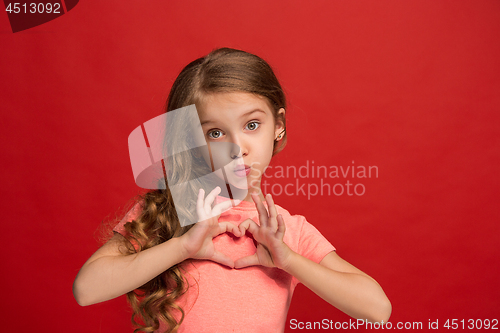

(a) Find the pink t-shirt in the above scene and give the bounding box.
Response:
[114,198,335,333]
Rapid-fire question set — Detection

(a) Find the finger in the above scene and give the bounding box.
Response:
[238,218,260,237]
[211,199,234,217]
[265,193,278,218]
[204,186,221,214]
[196,189,206,221]
[217,221,242,237]
[265,193,279,230]
[276,214,286,240]
[251,192,269,227]
[211,251,235,268]
[234,253,260,269]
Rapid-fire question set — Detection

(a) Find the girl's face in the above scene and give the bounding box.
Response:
[196,92,285,200]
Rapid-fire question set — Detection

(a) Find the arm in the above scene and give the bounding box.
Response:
[73,187,241,306]
[234,193,391,323]
[73,233,188,306]
[283,250,391,323]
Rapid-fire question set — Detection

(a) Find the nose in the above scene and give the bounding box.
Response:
[230,145,240,159]
[228,134,247,159]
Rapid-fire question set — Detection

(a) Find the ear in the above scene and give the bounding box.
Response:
[274,108,286,140]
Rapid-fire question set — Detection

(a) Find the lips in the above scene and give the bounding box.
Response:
[234,164,251,177]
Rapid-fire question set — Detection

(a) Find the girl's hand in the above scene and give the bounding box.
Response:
[179,187,242,268]
[234,193,294,270]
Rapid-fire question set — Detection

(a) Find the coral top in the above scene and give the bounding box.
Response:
[114,198,335,333]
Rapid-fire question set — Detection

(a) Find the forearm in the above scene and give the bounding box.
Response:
[73,236,188,306]
[283,252,391,323]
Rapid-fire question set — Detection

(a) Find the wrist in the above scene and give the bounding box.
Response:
[173,235,192,262]
[279,246,298,272]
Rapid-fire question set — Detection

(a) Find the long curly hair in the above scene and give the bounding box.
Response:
[119,47,287,332]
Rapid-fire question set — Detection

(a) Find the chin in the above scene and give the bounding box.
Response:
[227,178,249,190]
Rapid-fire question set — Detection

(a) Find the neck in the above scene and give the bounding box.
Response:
[230,186,266,203]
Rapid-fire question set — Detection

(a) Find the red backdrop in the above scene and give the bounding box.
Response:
[1,1,499,332]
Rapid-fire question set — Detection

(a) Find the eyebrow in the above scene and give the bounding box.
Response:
[200,109,267,126]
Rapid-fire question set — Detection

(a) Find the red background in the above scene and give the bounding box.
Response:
[1,1,499,332]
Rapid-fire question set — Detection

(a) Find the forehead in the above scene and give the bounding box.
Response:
[197,92,274,120]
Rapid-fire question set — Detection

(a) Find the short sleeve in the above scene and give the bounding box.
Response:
[292,217,336,287]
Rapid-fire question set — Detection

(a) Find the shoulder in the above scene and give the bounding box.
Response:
[272,203,309,240]
[273,203,334,248]
[273,204,304,223]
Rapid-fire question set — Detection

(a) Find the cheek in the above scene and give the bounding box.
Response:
[194,145,213,171]
[208,142,241,170]
[267,134,277,156]
[258,144,274,167]
[263,129,276,147]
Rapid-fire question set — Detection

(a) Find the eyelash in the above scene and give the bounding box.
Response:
[245,121,260,131]
[207,121,261,139]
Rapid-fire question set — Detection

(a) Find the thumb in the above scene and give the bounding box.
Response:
[210,250,235,268]
[234,253,260,269]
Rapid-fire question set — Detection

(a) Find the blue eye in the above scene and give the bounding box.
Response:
[207,129,223,139]
[246,121,260,131]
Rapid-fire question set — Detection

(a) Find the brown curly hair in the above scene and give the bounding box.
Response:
[119,47,287,332]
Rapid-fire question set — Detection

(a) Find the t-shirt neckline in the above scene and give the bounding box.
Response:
[215,195,268,211]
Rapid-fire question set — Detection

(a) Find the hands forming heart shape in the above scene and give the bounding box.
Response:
[179,187,294,270]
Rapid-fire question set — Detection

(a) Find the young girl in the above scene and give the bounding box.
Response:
[73,48,391,332]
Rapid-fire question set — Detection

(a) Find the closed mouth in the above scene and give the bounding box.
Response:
[234,165,251,176]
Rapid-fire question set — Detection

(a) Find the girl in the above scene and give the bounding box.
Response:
[73,48,391,333]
